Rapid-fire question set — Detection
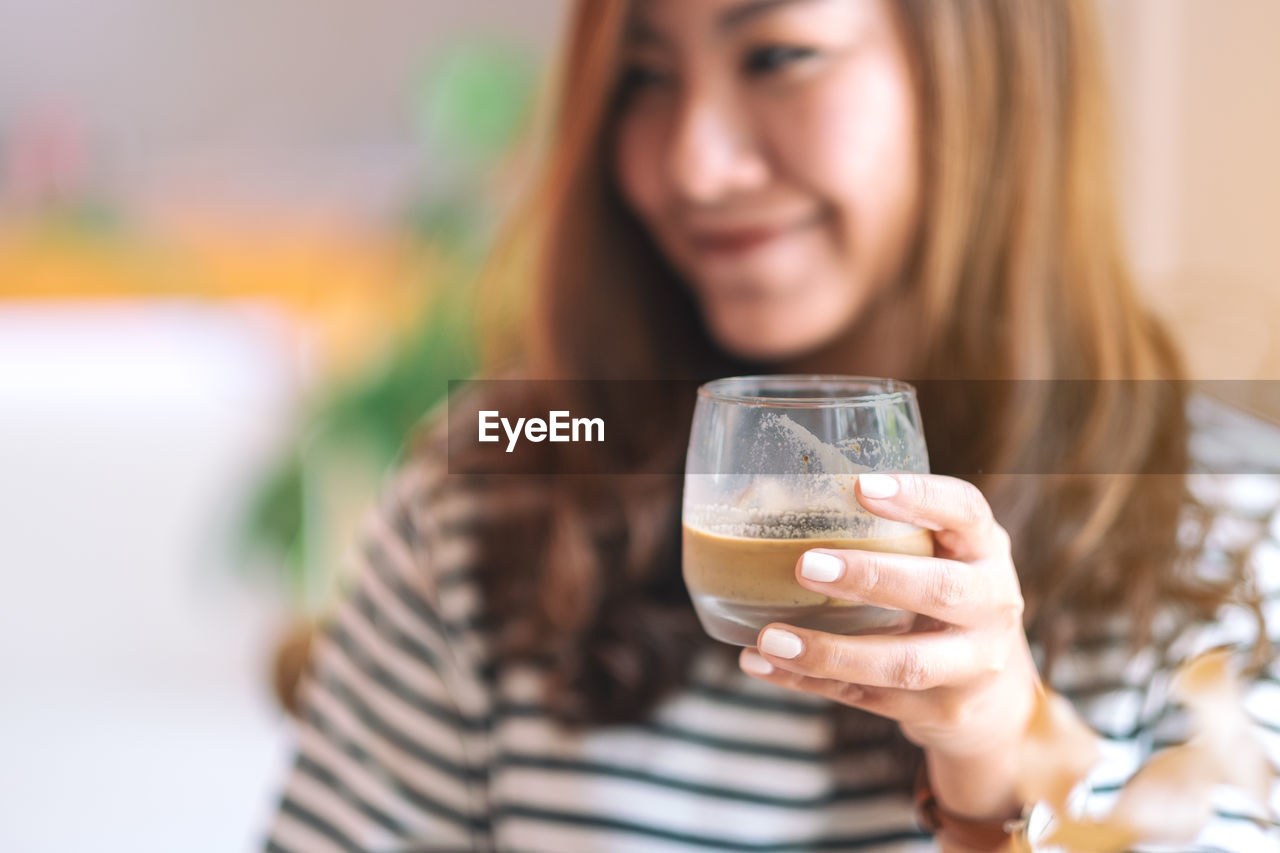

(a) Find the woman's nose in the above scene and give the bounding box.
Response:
[666,89,770,204]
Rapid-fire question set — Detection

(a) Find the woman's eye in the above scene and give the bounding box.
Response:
[619,64,672,93]
[743,45,817,75]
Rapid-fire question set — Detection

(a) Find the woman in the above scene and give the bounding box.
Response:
[266,1,1278,850]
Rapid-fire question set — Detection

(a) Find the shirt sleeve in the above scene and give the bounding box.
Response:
[1167,471,1280,850]
[1034,472,1280,851]
[263,459,494,853]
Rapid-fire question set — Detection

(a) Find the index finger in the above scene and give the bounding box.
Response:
[855,473,1006,562]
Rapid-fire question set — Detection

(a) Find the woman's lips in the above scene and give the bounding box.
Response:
[687,218,816,257]
[689,224,795,255]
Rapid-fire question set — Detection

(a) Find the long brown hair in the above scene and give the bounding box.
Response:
[428,0,1249,741]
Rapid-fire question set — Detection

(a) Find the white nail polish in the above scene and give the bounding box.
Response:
[741,651,774,676]
[858,473,899,499]
[760,628,803,659]
[800,551,844,583]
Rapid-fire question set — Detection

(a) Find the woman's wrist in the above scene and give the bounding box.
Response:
[924,746,1024,822]
[920,647,1040,821]
[915,751,1028,852]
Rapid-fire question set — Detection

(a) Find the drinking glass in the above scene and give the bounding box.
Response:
[682,375,932,646]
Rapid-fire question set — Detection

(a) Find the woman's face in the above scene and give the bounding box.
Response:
[613,0,920,363]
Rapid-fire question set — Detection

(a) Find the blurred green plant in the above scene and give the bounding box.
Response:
[238,280,479,609]
[238,40,536,611]
[417,42,536,164]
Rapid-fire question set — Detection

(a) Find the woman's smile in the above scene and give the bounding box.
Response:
[687,214,820,257]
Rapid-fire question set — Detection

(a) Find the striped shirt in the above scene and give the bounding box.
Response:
[265,394,1280,852]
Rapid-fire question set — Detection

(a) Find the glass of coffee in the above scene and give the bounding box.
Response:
[682,375,932,646]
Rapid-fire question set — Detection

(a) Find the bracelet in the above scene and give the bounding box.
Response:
[913,761,1031,850]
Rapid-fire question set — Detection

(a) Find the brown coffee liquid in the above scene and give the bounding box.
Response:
[682,524,934,607]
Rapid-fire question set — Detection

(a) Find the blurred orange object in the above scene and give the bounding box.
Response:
[0,214,437,378]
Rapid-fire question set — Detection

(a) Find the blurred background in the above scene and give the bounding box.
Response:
[0,1,1276,850]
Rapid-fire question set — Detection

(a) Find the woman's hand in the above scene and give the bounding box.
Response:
[738,472,1040,823]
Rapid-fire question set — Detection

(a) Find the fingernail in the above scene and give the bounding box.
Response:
[760,628,803,659]
[800,551,844,583]
[740,650,774,676]
[858,473,899,499]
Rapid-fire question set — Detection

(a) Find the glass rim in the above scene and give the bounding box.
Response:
[697,374,917,407]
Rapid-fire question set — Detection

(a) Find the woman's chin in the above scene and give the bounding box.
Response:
[707,323,829,366]
[696,286,861,368]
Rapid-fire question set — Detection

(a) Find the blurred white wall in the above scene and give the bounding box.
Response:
[0,303,308,851]
[0,0,566,219]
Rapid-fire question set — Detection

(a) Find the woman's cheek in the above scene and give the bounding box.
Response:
[612,113,668,228]
[787,72,918,286]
